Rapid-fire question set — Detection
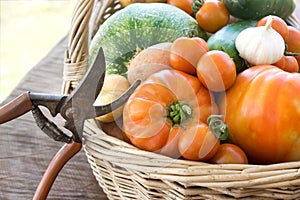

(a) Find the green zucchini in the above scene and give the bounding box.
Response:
[90,3,207,77]
[223,0,296,20]
[207,20,257,73]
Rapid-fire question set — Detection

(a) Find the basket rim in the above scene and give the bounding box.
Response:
[83,119,300,169]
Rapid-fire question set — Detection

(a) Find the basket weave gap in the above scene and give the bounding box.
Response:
[131,178,167,200]
[91,168,134,199]
[162,180,222,197]
[208,187,272,199]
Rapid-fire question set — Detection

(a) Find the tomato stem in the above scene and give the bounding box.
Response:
[168,101,192,125]
[192,0,205,17]
[207,115,228,140]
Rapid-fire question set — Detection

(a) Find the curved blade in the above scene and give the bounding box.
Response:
[67,48,106,104]
[61,47,106,142]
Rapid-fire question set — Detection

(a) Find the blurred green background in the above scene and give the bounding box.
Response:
[0,0,76,103]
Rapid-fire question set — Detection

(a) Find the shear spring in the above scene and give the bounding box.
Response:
[32,106,72,143]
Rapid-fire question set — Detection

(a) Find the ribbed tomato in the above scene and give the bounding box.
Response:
[220,65,300,164]
[123,69,221,160]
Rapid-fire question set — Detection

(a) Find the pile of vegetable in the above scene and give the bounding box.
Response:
[92,0,300,165]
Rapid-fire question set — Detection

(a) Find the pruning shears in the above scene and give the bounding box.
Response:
[0,48,140,199]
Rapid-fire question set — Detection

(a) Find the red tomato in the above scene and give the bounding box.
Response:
[195,0,230,33]
[209,143,248,164]
[220,65,300,164]
[123,70,218,155]
[196,50,236,92]
[285,26,300,53]
[169,37,209,74]
[167,0,193,15]
[178,122,220,161]
[256,15,289,40]
[272,55,299,73]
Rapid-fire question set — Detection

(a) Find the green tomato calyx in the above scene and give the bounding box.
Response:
[207,115,228,140]
[168,101,192,125]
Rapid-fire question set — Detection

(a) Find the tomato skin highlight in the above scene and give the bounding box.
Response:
[178,123,220,161]
[195,0,230,33]
[220,65,300,164]
[196,50,236,92]
[169,37,209,75]
[209,143,248,164]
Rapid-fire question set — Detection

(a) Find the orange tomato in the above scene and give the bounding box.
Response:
[167,0,193,15]
[209,143,248,164]
[285,26,300,53]
[256,15,289,40]
[272,55,299,73]
[196,50,236,92]
[195,0,230,33]
[123,70,219,158]
[169,37,209,74]
[220,65,300,164]
[178,122,220,161]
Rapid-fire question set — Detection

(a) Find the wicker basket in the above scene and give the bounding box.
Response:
[63,0,300,199]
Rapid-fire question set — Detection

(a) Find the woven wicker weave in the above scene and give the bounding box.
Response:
[83,119,300,199]
[63,0,300,199]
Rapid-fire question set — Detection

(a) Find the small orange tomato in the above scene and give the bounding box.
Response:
[167,0,193,15]
[196,50,236,92]
[178,122,220,161]
[169,37,209,74]
[256,15,289,40]
[209,143,248,164]
[195,0,230,33]
[272,55,299,73]
[285,26,300,53]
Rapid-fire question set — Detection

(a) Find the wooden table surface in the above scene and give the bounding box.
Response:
[0,36,108,200]
[1,3,300,199]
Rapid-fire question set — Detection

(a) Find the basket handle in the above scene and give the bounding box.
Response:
[62,0,95,95]
[61,0,116,95]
